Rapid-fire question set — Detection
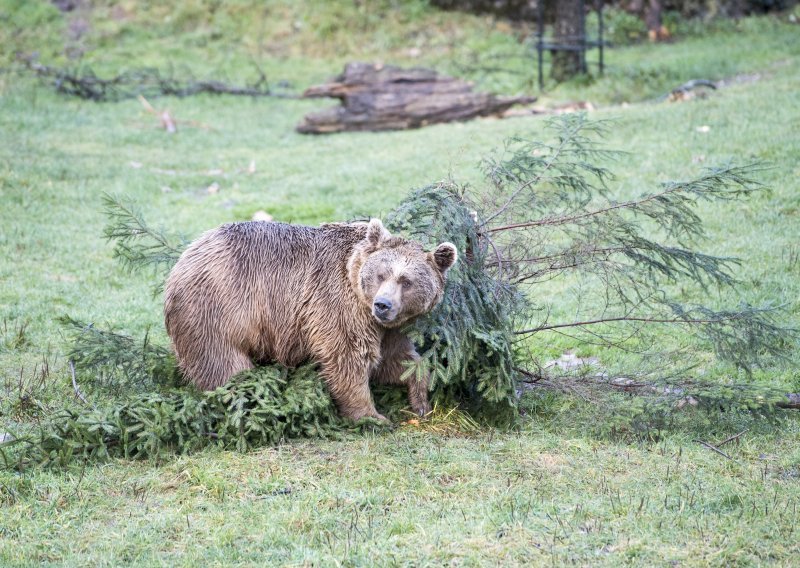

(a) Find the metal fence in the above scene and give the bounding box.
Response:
[536,0,608,89]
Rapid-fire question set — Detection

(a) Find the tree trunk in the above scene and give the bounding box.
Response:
[550,0,585,83]
[645,0,662,31]
[628,0,668,41]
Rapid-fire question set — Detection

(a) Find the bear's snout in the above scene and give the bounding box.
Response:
[373,297,394,322]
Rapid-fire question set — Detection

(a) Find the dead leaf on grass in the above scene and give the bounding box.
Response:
[160,110,177,133]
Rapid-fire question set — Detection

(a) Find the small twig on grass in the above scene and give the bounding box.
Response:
[515,366,543,383]
[693,439,739,463]
[716,429,748,447]
[69,359,89,406]
[137,95,214,133]
[139,95,176,133]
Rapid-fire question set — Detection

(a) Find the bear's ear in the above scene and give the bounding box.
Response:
[366,218,388,247]
[432,242,458,274]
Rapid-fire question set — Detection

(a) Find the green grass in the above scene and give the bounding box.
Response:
[2,430,799,565]
[1,1,800,565]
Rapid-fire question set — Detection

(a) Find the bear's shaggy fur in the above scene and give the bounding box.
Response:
[164,219,457,421]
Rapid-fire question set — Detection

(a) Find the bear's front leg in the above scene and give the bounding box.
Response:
[320,354,387,423]
[372,330,431,417]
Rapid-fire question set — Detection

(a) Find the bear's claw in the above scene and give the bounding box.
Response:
[414,402,432,418]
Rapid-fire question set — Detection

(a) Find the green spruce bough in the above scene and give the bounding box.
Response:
[2,364,343,469]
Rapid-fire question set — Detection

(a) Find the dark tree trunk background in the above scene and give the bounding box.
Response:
[628,0,668,40]
[641,0,663,32]
[430,0,540,20]
[551,0,585,82]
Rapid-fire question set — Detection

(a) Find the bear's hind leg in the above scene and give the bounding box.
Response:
[180,341,254,391]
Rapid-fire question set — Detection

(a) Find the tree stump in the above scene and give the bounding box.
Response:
[296,62,536,134]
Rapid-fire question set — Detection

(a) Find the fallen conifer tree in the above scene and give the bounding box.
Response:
[2,115,796,469]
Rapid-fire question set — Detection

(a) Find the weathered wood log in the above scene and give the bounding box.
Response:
[779,393,800,409]
[297,62,536,134]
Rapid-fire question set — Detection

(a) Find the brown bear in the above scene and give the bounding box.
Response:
[164,218,457,422]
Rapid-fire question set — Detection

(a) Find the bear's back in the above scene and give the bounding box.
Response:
[164,220,371,366]
[213,221,369,278]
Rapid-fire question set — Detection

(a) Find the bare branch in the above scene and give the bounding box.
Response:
[716,430,748,446]
[515,313,750,335]
[22,60,297,102]
[693,439,739,462]
[69,360,89,406]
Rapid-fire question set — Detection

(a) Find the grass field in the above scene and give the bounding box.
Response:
[1,1,799,565]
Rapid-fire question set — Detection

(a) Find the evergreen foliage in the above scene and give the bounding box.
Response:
[387,183,525,424]
[102,194,186,292]
[60,316,179,394]
[477,115,791,374]
[1,365,349,469]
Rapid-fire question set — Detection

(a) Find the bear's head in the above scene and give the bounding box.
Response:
[349,219,457,328]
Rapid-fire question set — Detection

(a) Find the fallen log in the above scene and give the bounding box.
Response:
[296,62,536,134]
[780,393,800,409]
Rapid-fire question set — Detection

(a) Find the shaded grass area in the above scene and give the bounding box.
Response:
[1,1,799,564]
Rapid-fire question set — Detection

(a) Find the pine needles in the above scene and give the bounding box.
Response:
[102,194,186,292]
[475,114,792,375]
[387,183,525,425]
[1,365,355,470]
[60,316,179,394]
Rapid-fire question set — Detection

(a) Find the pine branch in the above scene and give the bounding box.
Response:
[386,183,524,419]
[485,164,765,236]
[59,316,179,394]
[464,115,792,378]
[102,194,186,281]
[517,302,792,373]
[1,364,348,469]
[516,314,750,333]
[508,239,739,289]
[482,115,607,224]
[481,115,618,227]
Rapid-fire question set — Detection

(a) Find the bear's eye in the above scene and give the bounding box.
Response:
[400,278,413,291]
[376,272,387,283]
